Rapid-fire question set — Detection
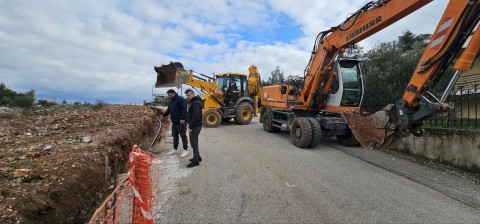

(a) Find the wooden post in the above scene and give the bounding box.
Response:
[104,155,109,194]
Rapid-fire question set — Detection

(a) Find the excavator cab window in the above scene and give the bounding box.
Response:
[216,76,227,90]
[220,74,246,105]
[339,61,363,106]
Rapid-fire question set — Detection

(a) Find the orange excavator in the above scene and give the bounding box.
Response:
[260,0,480,149]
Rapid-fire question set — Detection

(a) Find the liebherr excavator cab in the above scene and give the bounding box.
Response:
[326,58,364,108]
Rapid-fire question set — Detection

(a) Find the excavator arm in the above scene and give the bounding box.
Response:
[248,65,262,99]
[302,0,436,110]
[340,0,480,149]
[248,65,263,116]
[154,62,225,105]
[261,0,479,149]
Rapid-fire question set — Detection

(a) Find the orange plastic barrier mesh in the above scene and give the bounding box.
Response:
[89,145,159,224]
[128,146,154,223]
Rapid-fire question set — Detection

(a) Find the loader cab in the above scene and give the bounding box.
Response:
[215,73,248,105]
[327,58,364,107]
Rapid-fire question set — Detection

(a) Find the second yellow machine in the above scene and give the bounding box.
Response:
[154,62,262,127]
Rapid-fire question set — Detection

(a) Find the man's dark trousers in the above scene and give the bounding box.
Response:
[189,126,202,162]
[172,123,188,150]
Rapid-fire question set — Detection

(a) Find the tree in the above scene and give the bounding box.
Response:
[398,31,431,51]
[263,66,285,86]
[361,31,438,112]
[0,83,35,108]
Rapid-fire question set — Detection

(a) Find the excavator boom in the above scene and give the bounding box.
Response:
[344,0,480,149]
[259,0,480,149]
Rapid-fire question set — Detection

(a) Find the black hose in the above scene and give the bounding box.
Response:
[147,115,163,151]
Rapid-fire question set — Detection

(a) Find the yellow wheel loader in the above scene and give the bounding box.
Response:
[154,62,262,128]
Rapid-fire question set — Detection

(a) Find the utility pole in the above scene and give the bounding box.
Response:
[151,84,155,104]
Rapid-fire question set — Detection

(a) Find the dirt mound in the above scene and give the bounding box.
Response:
[0,105,161,223]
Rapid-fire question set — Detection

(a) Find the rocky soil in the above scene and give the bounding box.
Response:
[0,105,161,223]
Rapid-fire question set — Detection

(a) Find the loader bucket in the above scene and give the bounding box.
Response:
[154,62,190,88]
[341,107,398,149]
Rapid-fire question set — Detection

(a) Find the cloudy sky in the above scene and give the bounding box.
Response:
[0,0,448,103]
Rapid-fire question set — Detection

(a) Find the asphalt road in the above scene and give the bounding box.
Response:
[153,119,480,223]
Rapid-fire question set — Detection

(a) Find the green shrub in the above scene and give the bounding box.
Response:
[37,99,57,107]
[12,95,35,108]
[92,99,107,110]
[0,83,35,108]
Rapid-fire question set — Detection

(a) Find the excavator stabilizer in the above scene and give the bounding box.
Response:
[154,62,190,88]
[342,107,398,149]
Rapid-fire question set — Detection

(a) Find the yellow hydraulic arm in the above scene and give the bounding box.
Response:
[248,65,262,116]
[154,62,225,106]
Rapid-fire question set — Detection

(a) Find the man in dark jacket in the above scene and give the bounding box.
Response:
[162,89,189,157]
[185,89,203,168]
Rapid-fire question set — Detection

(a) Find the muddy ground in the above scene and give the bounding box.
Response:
[0,105,162,223]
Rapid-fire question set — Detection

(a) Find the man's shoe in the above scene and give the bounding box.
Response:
[190,157,202,162]
[180,150,189,158]
[186,161,199,168]
[166,149,176,155]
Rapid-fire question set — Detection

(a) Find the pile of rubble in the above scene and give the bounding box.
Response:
[0,105,160,223]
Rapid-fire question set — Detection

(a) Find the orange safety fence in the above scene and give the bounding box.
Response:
[89,145,161,224]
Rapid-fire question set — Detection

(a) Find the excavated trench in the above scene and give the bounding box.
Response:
[0,105,165,224]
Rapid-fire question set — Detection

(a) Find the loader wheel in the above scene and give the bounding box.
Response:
[336,131,360,147]
[203,110,221,128]
[234,102,253,125]
[263,111,280,133]
[290,117,313,148]
[306,117,321,148]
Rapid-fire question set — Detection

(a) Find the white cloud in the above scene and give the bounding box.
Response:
[0,0,447,103]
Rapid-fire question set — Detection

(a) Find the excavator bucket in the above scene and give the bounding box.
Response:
[341,106,398,149]
[154,62,190,88]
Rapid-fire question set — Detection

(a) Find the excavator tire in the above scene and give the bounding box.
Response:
[305,117,321,148]
[263,111,280,133]
[234,102,253,125]
[290,117,313,148]
[336,130,360,147]
[203,110,222,128]
[259,107,267,123]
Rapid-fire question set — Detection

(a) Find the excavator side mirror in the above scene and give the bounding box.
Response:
[281,86,287,94]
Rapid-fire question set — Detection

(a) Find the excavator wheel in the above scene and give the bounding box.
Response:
[234,102,253,125]
[336,129,360,147]
[203,110,222,128]
[263,111,281,133]
[305,117,321,148]
[290,117,313,148]
[259,107,267,123]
